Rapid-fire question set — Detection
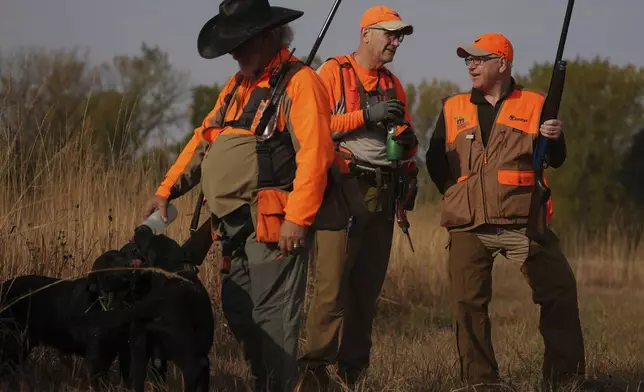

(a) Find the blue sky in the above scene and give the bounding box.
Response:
[3,0,643,140]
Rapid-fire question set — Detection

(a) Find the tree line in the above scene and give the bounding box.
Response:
[1,44,643,236]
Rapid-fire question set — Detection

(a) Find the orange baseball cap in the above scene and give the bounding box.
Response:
[456,32,514,62]
[360,5,413,35]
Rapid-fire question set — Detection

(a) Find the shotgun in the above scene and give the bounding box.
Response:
[526,0,575,244]
[255,0,343,142]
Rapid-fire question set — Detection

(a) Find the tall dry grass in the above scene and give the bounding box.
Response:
[1,104,644,391]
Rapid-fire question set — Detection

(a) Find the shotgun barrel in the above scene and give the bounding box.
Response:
[526,0,575,244]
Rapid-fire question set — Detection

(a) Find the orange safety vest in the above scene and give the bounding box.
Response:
[207,62,359,234]
[325,55,398,114]
[440,88,554,229]
[323,55,417,167]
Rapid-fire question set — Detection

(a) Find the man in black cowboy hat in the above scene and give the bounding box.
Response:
[142,0,338,390]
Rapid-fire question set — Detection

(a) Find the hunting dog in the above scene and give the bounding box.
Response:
[81,225,215,392]
[0,262,133,388]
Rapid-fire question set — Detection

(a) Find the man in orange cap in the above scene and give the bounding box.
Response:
[425,32,592,391]
[296,5,419,390]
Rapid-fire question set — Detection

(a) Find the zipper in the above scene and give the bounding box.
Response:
[480,99,505,223]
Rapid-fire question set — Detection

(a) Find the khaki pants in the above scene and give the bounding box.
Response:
[298,174,395,387]
[448,225,586,389]
[220,205,311,392]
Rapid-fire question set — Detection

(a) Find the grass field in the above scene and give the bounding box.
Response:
[1,131,644,392]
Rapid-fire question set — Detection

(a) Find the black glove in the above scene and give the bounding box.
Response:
[363,99,405,124]
[394,128,417,147]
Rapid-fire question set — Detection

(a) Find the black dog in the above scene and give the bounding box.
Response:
[0,269,131,389]
[80,225,215,392]
[89,242,169,387]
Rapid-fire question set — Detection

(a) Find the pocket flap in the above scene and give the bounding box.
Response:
[255,188,289,244]
[498,170,535,186]
[440,179,474,228]
[258,188,289,216]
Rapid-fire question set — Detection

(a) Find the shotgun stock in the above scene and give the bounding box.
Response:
[182,216,215,266]
[526,0,575,244]
[190,191,205,234]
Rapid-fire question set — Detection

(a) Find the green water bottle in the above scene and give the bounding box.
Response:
[386,123,404,161]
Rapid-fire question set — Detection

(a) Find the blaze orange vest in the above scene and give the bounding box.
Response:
[207,62,362,234]
[325,55,398,114]
[440,88,554,229]
[323,55,417,168]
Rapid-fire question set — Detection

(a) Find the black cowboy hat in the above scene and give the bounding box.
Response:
[197,0,303,59]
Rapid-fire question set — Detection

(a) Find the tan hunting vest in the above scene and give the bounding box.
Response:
[439,87,549,231]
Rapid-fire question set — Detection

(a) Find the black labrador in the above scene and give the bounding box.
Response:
[89,244,170,387]
[80,225,215,392]
[0,255,135,389]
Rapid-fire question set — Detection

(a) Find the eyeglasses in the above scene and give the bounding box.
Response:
[368,27,405,43]
[464,55,500,66]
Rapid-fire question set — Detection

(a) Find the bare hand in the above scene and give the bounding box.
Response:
[540,119,562,140]
[278,220,307,257]
[143,195,168,221]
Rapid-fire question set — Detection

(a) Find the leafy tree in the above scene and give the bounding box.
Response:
[619,127,644,227]
[0,47,97,184]
[189,84,222,130]
[515,56,644,233]
[405,78,460,204]
[90,43,189,160]
[0,43,189,171]
[406,78,460,158]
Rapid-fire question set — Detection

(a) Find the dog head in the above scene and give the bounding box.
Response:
[129,225,194,271]
[88,247,145,310]
[87,226,196,310]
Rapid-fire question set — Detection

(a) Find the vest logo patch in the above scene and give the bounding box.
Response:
[455,116,470,131]
[509,115,528,123]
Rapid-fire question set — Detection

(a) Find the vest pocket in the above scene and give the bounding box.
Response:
[497,169,534,219]
[255,188,289,243]
[256,131,297,189]
[440,178,473,228]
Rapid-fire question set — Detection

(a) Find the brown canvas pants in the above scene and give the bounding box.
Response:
[298,172,395,388]
[448,225,586,390]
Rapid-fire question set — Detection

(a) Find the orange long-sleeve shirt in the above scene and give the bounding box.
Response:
[318,54,418,166]
[317,54,413,135]
[155,48,335,227]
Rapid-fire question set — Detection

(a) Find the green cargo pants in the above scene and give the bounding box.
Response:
[448,225,586,390]
[220,205,312,392]
[298,171,395,388]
